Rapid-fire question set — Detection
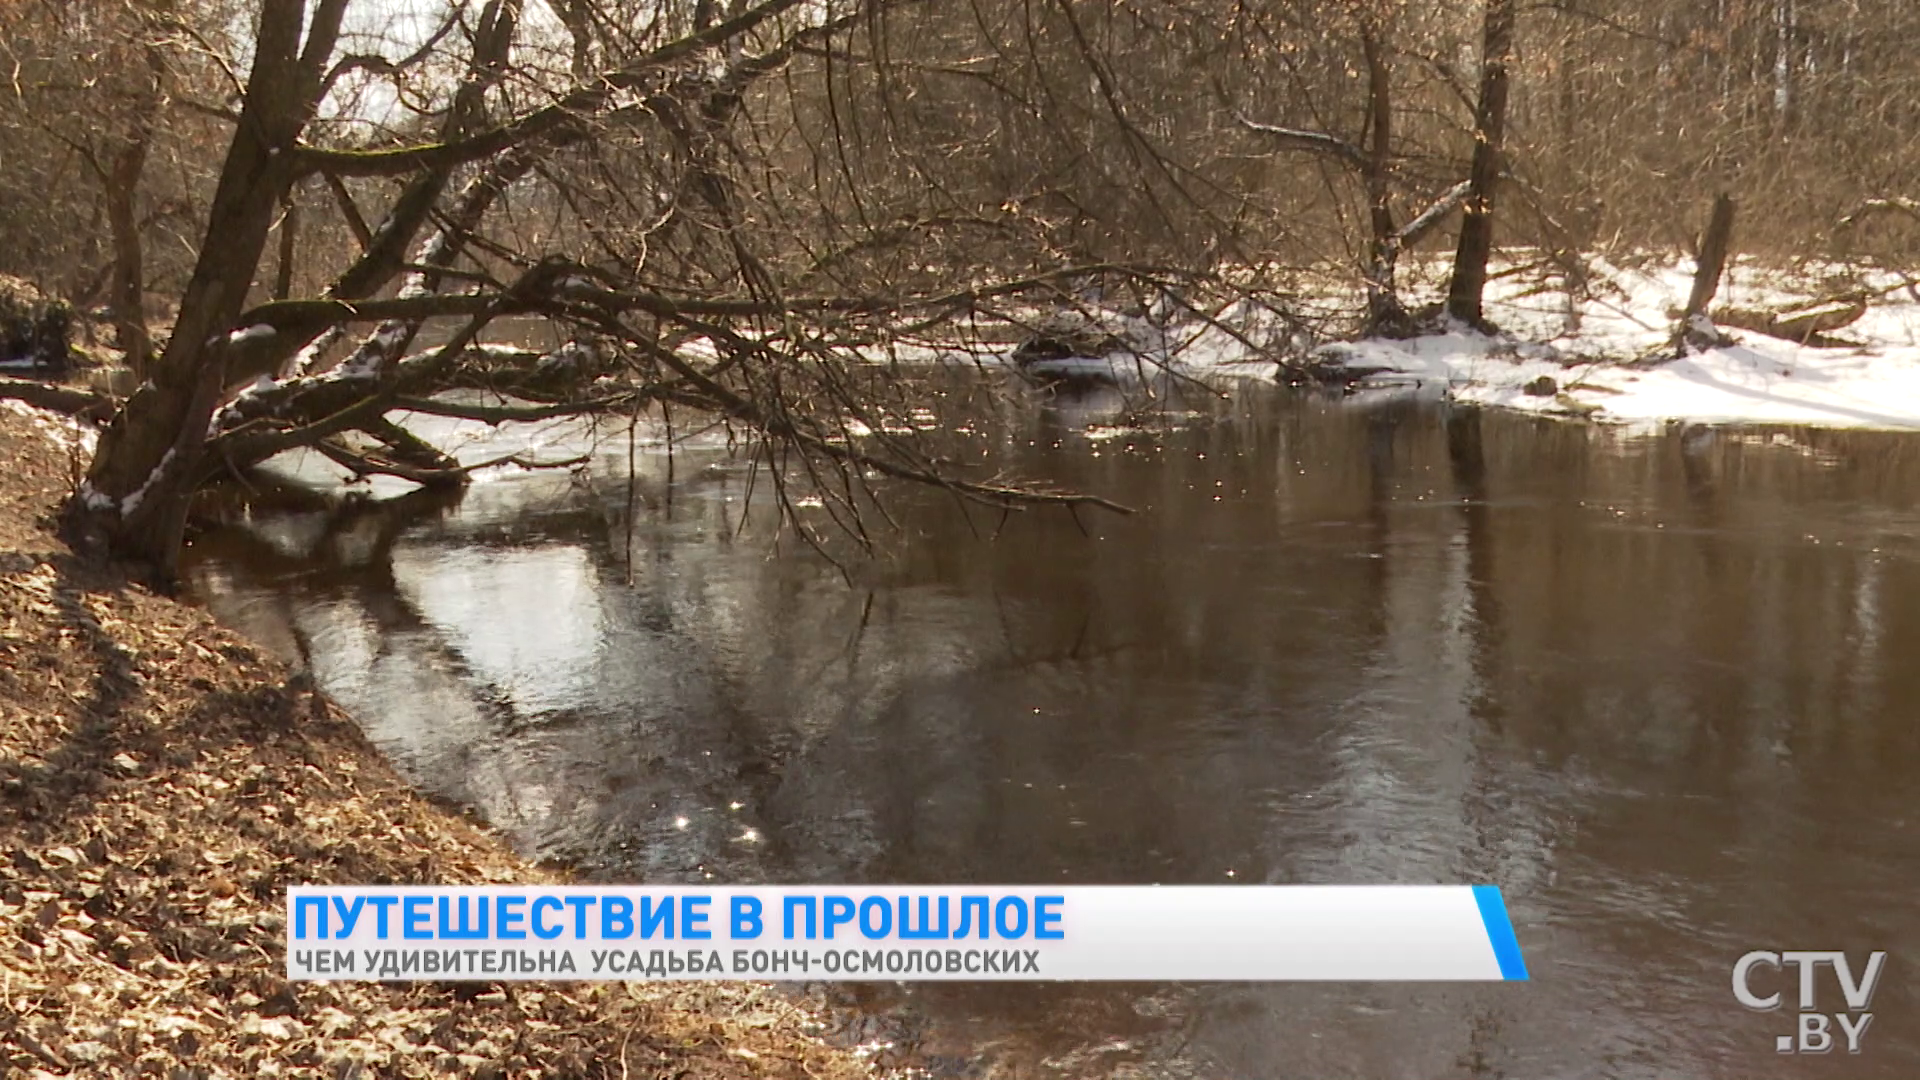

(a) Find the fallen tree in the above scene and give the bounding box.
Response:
[0,376,114,421]
[1713,297,1867,345]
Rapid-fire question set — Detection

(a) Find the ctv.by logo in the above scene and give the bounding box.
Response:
[1733,951,1886,1054]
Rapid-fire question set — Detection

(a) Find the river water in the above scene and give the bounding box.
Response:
[184,375,1920,1078]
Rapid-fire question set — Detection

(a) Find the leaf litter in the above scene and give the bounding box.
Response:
[0,405,872,1079]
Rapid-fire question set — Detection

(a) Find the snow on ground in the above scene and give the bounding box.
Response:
[1306,257,1920,430]
[951,256,1920,431]
[222,255,1920,506]
[2,397,99,454]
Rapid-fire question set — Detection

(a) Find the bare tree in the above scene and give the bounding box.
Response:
[49,0,1155,578]
[0,0,235,353]
[1445,0,1515,328]
[9,0,1920,588]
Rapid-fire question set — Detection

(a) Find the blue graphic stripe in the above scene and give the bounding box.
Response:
[1472,885,1528,981]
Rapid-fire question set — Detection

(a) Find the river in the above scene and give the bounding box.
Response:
[183,374,1920,1078]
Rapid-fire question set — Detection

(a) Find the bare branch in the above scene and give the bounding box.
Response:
[315,436,591,487]
[318,2,465,98]
[1232,112,1367,170]
[291,0,821,178]
[321,172,375,250]
[1392,180,1474,251]
[0,377,117,421]
[390,393,644,423]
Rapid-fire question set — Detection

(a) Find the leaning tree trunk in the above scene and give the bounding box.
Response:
[1671,192,1736,354]
[1445,0,1516,329]
[69,0,338,578]
[1681,193,1736,323]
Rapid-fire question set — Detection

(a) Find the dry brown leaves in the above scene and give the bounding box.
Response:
[0,405,871,1080]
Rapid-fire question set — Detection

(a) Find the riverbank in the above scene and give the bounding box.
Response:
[0,404,867,1077]
[1297,258,1920,429]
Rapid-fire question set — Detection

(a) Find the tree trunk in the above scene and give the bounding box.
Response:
[1445,0,1516,329]
[70,0,341,579]
[1671,192,1737,355]
[1772,0,1794,127]
[555,0,594,80]
[1683,193,1736,321]
[103,43,166,376]
[1359,28,1403,332]
[273,195,300,302]
[105,137,152,375]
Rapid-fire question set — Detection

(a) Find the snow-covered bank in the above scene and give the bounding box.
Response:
[956,256,1920,431]
[1306,258,1920,430]
[1313,330,1920,429]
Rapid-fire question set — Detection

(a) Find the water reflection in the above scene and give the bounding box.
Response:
[185,381,1920,1078]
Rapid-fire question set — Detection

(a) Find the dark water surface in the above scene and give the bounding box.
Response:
[184,378,1920,1078]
